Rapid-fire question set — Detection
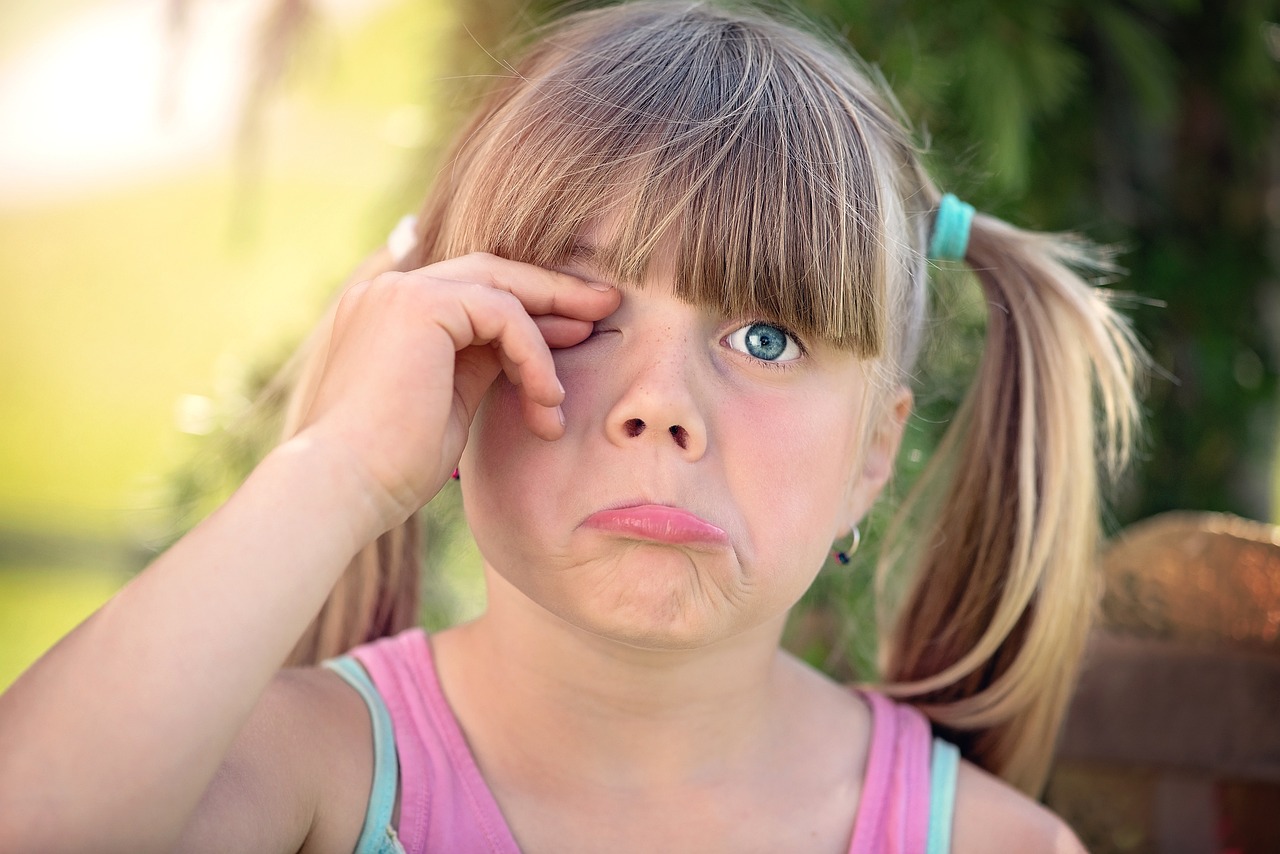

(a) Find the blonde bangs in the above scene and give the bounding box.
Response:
[433,3,893,355]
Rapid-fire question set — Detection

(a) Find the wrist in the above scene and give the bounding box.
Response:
[261,435,396,555]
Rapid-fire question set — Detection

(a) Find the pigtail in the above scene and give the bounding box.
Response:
[879,212,1142,795]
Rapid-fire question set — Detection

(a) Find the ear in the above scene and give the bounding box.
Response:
[843,385,913,527]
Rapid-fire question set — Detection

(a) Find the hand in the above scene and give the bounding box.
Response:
[294,252,619,532]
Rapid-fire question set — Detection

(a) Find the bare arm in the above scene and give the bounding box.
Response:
[952,760,1089,853]
[0,439,377,854]
[0,254,616,853]
[173,667,375,854]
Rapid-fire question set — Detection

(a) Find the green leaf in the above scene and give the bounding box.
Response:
[1095,5,1180,123]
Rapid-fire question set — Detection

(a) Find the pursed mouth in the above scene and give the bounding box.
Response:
[581,503,729,546]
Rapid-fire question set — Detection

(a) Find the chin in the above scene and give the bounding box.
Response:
[545,546,763,651]
[572,611,739,652]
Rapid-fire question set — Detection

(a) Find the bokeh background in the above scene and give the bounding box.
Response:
[2,0,1277,727]
[1,0,469,684]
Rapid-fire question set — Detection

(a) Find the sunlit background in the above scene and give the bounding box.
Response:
[0,0,475,686]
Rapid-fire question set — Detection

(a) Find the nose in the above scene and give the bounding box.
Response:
[604,343,708,460]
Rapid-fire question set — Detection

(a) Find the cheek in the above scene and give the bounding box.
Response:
[550,347,605,416]
[463,382,554,521]
[464,346,605,492]
[466,383,524,465]
[462,384,567,573]
[720,391,862,535]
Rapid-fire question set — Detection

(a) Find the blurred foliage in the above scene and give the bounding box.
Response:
[0,0,458,685]
[793,0,1280,524]
[157,340,487,632]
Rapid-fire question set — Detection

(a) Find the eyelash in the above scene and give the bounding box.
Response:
[581,320,808,369]
[723,320,808,370]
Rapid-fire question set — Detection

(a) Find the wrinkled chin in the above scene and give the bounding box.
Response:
[481,539,783,652]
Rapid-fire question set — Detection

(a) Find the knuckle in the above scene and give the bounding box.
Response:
[494,288,523,308]
[453,251,504,282]
[343,279,373,299]
[481,287,523,314]
[334,281,369,316]
[369,270,403,289]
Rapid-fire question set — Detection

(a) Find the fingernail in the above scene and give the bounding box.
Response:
[556,378,565,397]
[557,406,565,427]
[587,281,614,291]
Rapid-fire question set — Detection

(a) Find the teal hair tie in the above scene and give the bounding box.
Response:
[928,193,975,261]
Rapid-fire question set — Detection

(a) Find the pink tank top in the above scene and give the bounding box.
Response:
[349,628,942,853]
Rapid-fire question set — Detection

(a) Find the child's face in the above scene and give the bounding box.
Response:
[460,248,900,650]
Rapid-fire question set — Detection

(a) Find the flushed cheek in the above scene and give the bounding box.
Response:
[720,396,856,566]
[466,384,528,468]
[463,383,566,531]
[552,351,607,418]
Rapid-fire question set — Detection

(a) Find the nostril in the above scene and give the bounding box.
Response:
[624,418,646,438]
[669,425,688,450]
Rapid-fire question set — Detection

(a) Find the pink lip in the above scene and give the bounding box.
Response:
[583,504,729,546]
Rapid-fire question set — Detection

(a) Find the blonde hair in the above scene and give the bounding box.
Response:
[278,0,1141,797]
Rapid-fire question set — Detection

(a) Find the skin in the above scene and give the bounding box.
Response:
[437,248,889,850]
[461,257,876,648]
[0,246,1085,853]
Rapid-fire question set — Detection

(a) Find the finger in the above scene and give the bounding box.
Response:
[452,348,502,421]
[455,348,563,441]
[496,348,527,393]
[520,389,565,441]
[433,287,565,408]
[494,348,569,441]
[532,315,595,348]
[421,254,620,322]
[494,344,564,419]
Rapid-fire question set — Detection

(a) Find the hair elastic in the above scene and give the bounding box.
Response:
[387,214,419,262]
[928,193,975,261]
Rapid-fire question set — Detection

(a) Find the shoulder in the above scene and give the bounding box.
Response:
[176,666,375,854]
[950,759,1087,854]
[284,666,381,854]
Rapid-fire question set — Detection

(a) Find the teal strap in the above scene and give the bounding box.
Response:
[322,656,405,854]
[928,193,975,261]
[926,737,960,854]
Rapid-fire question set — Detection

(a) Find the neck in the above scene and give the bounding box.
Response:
[433,566,797,791]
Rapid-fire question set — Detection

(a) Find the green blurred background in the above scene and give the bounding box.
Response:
[2,0,1278,691]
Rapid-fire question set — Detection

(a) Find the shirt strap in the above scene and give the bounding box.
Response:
[323,655,406,854]
[926,737,960,854]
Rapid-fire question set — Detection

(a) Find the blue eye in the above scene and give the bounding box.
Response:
[725,322,802,362]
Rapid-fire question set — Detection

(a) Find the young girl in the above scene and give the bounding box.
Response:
[0,2,1141,851]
